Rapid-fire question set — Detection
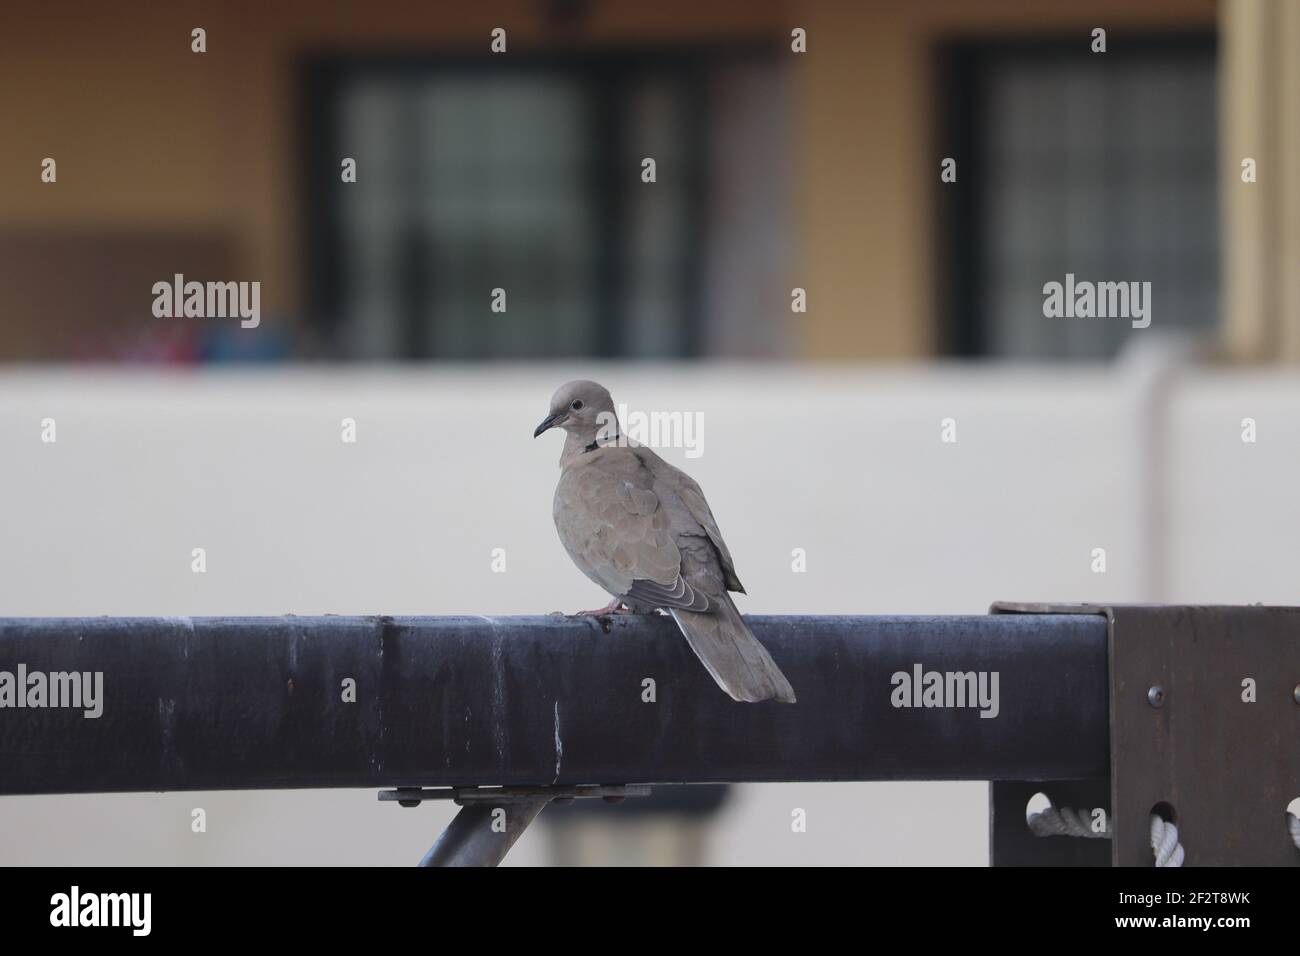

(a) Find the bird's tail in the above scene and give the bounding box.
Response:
[669,595,796,703]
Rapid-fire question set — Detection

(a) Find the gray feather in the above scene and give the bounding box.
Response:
[669,596,796,703]
[545,382,796,704]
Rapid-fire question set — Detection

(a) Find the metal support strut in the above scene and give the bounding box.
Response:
[990,603,1300,866]
[379,785,652,866]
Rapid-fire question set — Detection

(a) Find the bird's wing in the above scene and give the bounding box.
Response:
[556,445,795,703]
[635,446,745,593]
[554,448,710,610]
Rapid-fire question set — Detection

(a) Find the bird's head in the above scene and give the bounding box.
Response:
[534,380,617,441]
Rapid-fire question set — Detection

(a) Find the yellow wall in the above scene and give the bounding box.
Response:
[796,0,1215,359]
[0,0,1214,358]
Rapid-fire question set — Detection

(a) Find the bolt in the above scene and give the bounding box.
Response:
[1147,685,1165,708]
[1293,683,1300,705]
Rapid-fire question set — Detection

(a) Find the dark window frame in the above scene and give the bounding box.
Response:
[301,44,778,360]
[938,31,1218,358]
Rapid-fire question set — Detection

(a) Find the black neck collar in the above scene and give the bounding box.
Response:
[584,431,619,453]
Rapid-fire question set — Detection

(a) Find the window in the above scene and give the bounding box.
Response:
[943,36,1218,358]
[306,50,782,360]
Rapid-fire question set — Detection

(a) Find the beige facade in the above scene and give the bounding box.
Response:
[16,1,1300,362]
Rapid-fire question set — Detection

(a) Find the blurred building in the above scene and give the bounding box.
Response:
[2,0,1299,868]
[4,0,1296,365]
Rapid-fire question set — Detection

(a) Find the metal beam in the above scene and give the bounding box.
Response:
[0,614,1109,795]
[992,603,1300,867]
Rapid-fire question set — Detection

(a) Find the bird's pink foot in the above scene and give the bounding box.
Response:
[573,599,632,616]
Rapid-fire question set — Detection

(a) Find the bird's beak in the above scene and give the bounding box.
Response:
[534,412,566,438]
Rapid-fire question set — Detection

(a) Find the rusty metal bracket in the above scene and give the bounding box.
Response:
[991,603,1300,866]
[379,785,652,866]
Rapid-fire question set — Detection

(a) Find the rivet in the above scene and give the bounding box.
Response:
[1147,685,1165,708]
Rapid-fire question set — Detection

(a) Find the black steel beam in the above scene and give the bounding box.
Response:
[0,614,1109,794]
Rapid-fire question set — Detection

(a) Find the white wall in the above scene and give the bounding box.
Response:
[0,362,1295,864]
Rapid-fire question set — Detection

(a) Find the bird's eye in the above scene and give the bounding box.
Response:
[570,399,584,411]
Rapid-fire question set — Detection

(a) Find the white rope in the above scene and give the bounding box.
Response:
[1033,805,1300,861]
[1027,803,1182,866]
[1027,804,1109,838]
[1149,813,1185,867]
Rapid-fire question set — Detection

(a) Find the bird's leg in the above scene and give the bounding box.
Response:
[572,598,632,616]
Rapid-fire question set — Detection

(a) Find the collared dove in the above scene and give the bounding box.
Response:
[534,380,796,703]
